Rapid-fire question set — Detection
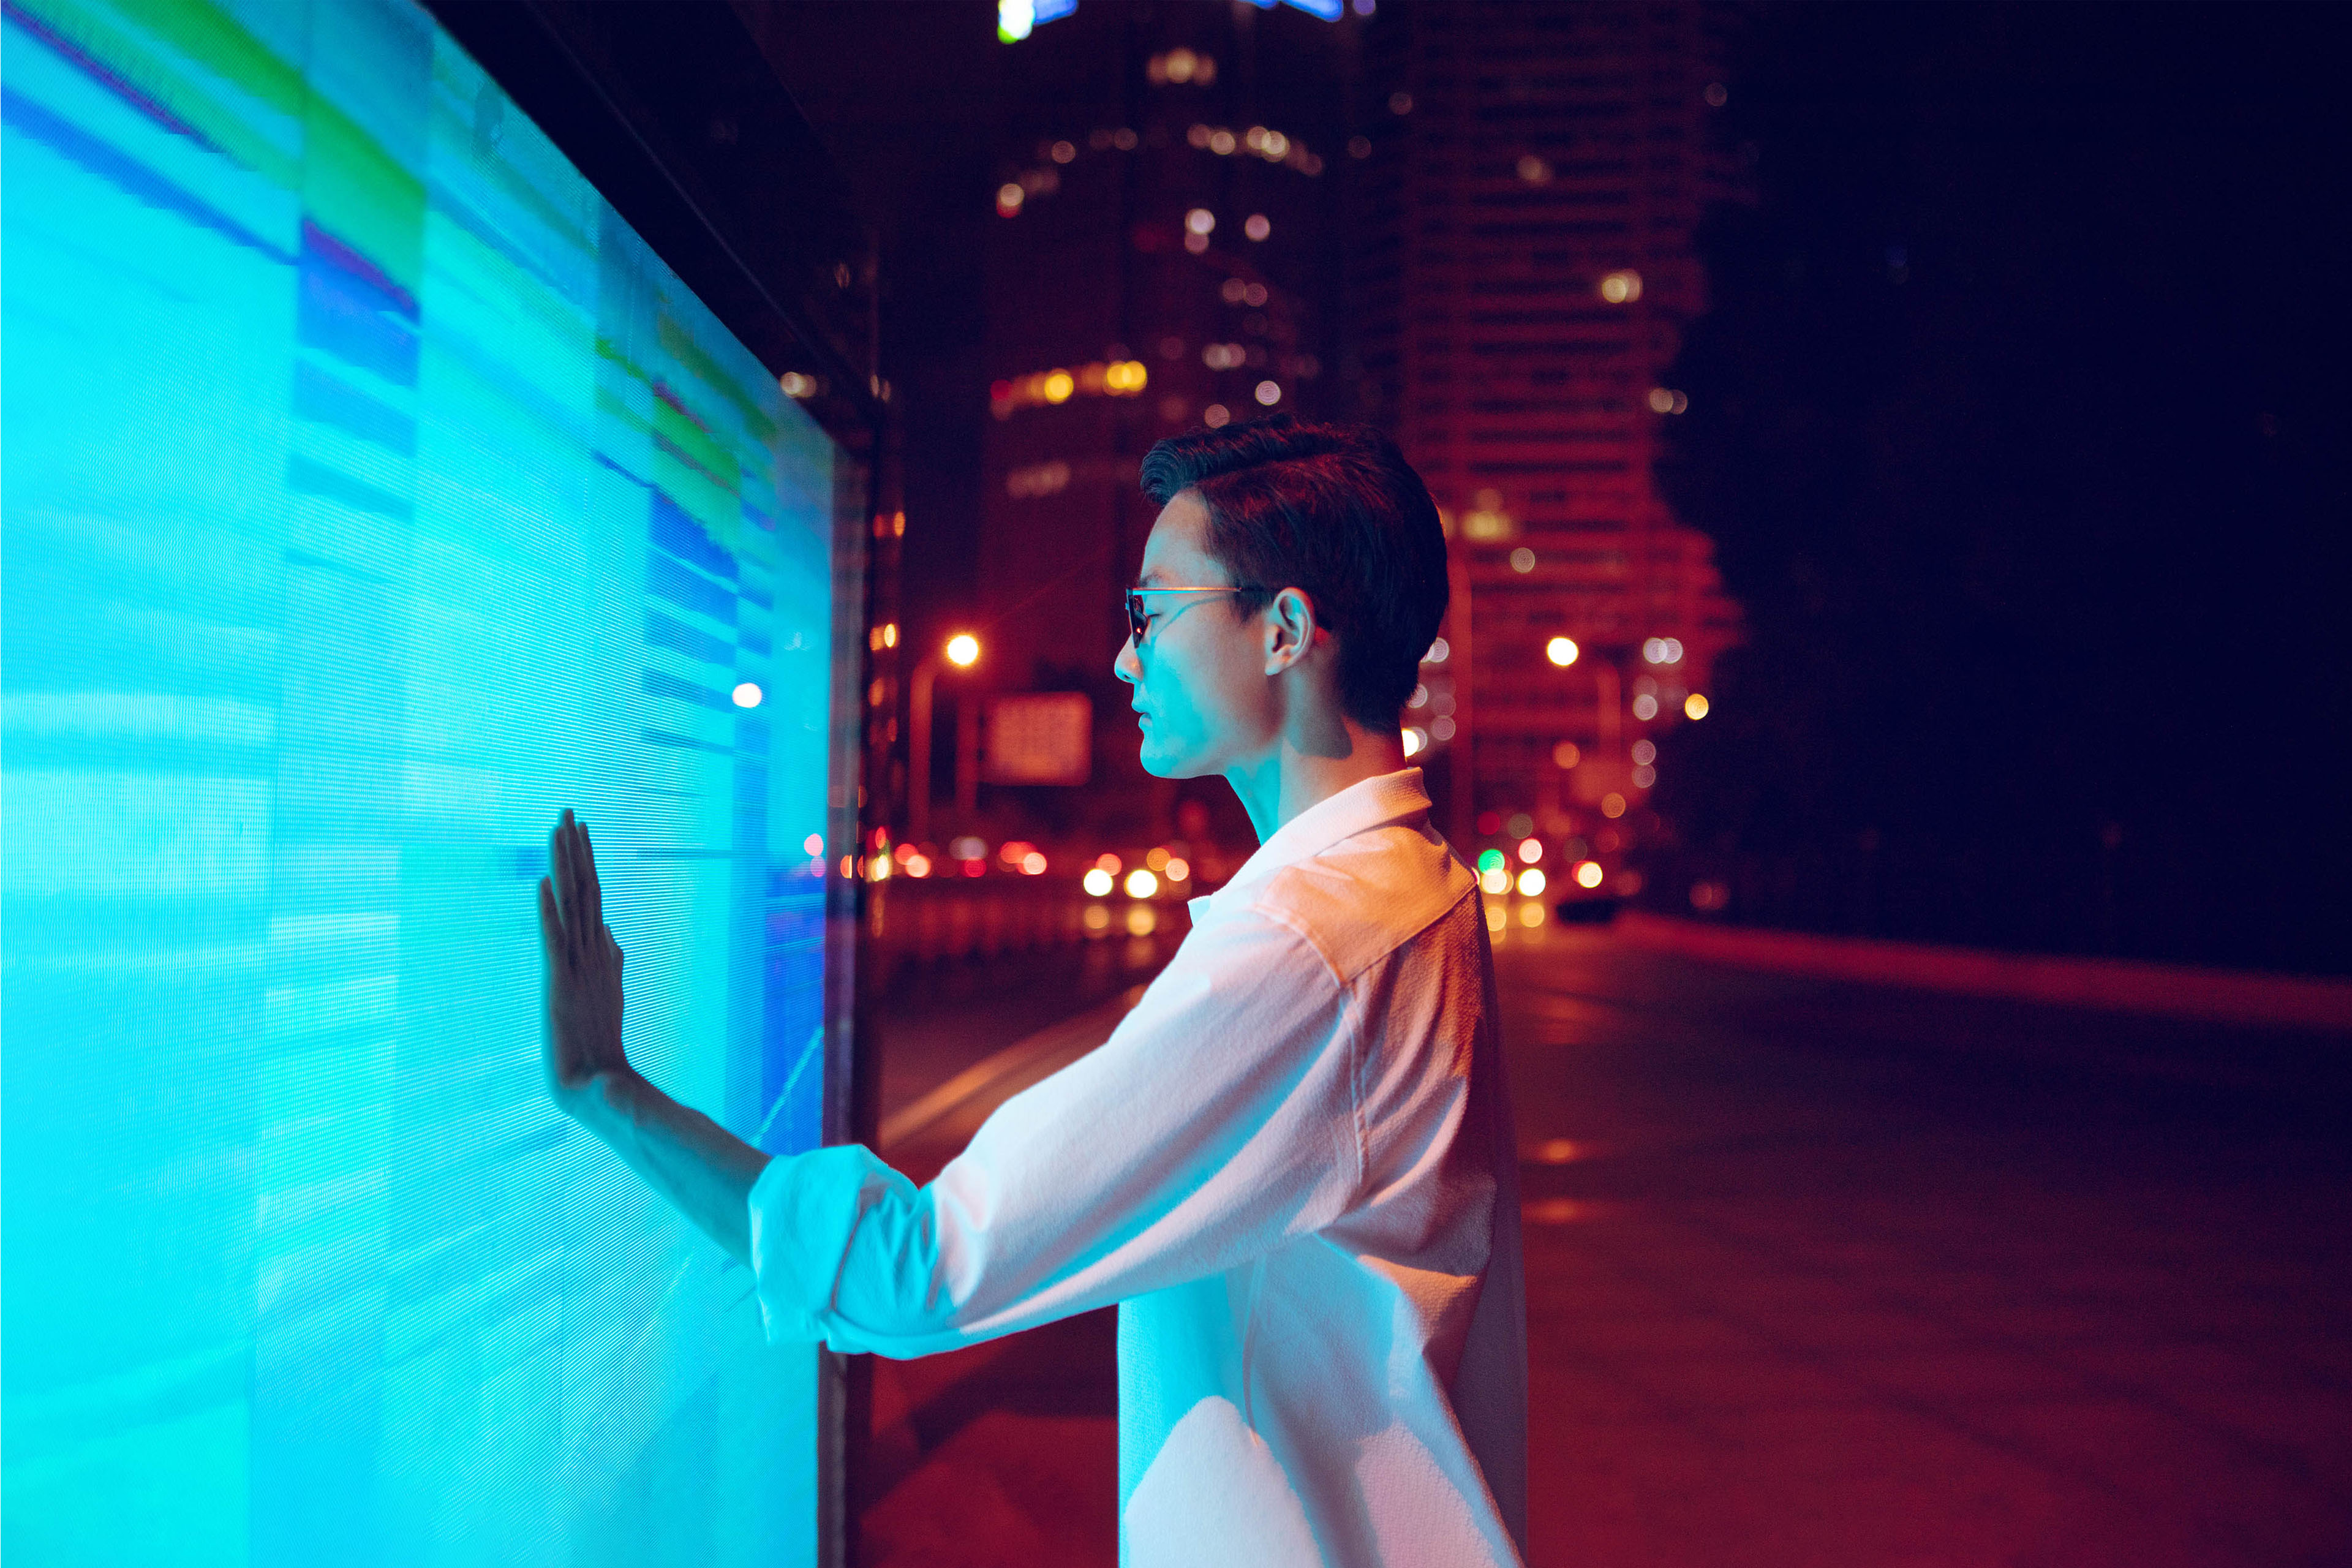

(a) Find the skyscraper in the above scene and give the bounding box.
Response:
[974,1,1359,837]
[1345,0,1743,855]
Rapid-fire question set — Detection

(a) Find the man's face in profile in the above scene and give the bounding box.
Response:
[1115,492,1276,779]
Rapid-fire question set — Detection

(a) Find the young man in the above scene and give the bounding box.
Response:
[539,418,1527,1565]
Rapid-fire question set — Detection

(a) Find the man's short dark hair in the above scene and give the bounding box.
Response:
[1139,416,1449,728]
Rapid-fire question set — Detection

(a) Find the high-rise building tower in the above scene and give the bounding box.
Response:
[972,1,1359,838]
[1345,0,1743,856]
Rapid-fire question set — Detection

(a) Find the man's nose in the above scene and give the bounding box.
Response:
[1114,633,1142,685]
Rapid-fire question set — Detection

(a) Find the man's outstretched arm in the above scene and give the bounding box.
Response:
[539,809,770,1266]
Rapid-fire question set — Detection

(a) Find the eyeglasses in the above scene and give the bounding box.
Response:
[1125,586,1262,645]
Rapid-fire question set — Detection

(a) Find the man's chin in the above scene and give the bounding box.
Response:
[1136,739,1211,780]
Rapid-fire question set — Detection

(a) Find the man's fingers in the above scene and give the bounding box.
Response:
[537,875,567,966]
[562,810,589,940]
[551,813,571,925]
[578,819,603,932]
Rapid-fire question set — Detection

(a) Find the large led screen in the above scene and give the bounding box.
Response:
[2,0,849,1561]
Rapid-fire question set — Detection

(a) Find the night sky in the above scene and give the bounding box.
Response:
[1655,2,2350,973]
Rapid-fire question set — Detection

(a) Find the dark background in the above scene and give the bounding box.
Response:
[1651,2,2350,973]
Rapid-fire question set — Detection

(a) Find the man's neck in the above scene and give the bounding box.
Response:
[1224,725,1409,843]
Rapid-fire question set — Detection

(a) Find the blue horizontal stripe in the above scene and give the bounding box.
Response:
[644,609,733,666]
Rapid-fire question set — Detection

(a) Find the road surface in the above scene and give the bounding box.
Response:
[856,919,2352,1567]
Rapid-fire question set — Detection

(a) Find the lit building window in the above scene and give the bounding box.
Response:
[1147,48,1216,85]
[1463,487,1513,540]
[990,360,1149,417]
[1005,461,1072,499]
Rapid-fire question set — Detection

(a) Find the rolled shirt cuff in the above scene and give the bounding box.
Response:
[746,1142,919,1348]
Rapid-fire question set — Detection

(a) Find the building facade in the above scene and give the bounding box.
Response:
[973,1,1359,842]
[968,0,1743,872]
[1345,0,1744,867]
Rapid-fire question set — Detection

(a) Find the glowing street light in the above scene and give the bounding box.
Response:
[1546,636,1579,668]
[946,633,981,668]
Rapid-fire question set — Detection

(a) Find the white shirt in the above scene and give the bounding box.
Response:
[748,769,1528,1566]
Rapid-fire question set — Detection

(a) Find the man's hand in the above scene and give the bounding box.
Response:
[533,807,769,1265]
[539,808,630,1113]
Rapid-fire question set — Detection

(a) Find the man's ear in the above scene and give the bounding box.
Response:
[1263,587,1318,675]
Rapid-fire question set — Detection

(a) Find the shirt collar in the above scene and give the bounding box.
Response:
[1189,768,1434,921]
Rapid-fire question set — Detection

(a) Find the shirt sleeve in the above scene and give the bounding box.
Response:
[746,910,1362,1358]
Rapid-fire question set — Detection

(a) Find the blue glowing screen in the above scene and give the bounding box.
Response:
[2,0,842,1561]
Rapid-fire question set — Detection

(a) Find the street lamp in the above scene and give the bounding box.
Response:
[909,633,982,845]
[1544,639,1621,829]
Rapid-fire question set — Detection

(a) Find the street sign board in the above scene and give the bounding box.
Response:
[986,692,1093,784]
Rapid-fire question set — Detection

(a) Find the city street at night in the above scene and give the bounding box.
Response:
[861,920,2352,1567]
[10,1,2348,1562]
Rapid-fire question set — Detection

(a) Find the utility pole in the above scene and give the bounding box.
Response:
[907,634,981,845]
